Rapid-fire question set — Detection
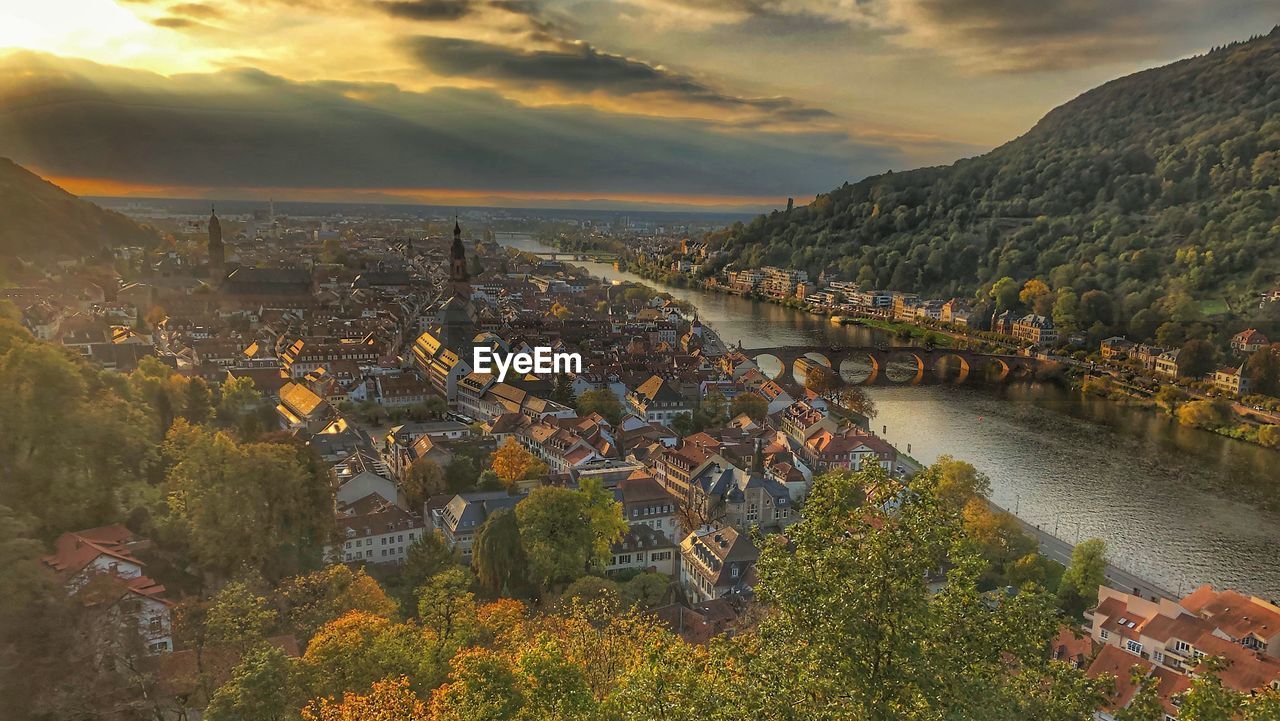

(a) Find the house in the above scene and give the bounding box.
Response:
[1212,365,1252,396]
[1100,337,1136,360]
[626,375,691,424]
[619,473,679,536]
[331,493,426,564]
[42,526,174,654]
[1231,328,1270,354]
[1155,349,1181,379]
[1012,314,1058,346]
[276,381,336,434]
[607,524,677,576]
[333,451,400,508]
[679,526,759,604]
[1085,584,1280,718]
[431,491,522,560]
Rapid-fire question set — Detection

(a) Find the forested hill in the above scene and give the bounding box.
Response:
[713,27,1280,332]
[0,158,157,258]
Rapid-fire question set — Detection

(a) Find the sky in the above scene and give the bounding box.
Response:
[0,0,1274,211]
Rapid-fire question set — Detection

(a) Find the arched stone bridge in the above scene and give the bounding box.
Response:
[746,345,1047,386]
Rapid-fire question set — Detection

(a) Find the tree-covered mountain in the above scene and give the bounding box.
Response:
[0,157,156,258]
[713,27,1280,343]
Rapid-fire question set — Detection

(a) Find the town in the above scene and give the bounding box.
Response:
[5,201,1279,720]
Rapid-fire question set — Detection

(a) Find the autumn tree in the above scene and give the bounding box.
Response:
[302,611,435,701]
[933,455,992,510]
[279,565,398,640]
[491,438,539,488]
[302,676,429,721]
[405,458,446,508]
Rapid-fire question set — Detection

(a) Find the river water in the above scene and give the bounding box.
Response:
[499,235,1280,599]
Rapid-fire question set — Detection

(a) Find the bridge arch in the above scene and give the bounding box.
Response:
[752,353,786,381]
[932,352,971,384]
[882,350,926,385]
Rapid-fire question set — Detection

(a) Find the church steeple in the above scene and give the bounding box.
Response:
[450,217,470,298]
[208,204,225,273]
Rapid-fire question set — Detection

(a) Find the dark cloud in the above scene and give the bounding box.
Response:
[151,16,198,28]
[373,0,545,22]
[375,0,475,21]
[0,52,926,199]
[167,2,224,19]
[409,36,833,122]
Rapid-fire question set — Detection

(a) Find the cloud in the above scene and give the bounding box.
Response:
[408,35,833,123]
[614,0,1275,72]
[373,0,544,21]
[151,16,199,29]
[167,2,225,19]
[0,51,916,200]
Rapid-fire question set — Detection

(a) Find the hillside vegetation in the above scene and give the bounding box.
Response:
[714,28,1280,342]
[0,157,156,258]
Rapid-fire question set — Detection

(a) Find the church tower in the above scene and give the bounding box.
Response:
[450,218,470,299]
[438,218,476,353]
[208,204,225,274]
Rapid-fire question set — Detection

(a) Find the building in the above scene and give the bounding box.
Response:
[626,375,691,424]
[431,491,522,560]
[1011,314,1058,346]
[1231,328,1270,354]
[679,526,758,604]
[42,526,174,654]
[332,494,426,564]
[207,205,224,275]
[1155,349,1182,379]
[1213,365,1253,396]
[1086,584,1280,718]
[1100,337,1137,360]
[607,524,677,576]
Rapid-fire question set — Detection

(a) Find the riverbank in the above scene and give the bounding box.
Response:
[1080,374,1280,451]
[499,232,1280,598]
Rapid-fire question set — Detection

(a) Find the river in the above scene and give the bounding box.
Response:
[498,234,1280,600]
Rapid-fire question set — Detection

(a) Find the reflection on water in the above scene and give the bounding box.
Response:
[499,234,1280,598]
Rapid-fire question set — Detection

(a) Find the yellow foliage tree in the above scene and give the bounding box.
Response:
[302,676,428,721]
[491,438,536,487]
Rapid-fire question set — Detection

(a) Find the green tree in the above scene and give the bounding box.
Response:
[515,487,594,591]
[746,462,1110,720]
[578,477,628,573]
[990,276,1021,312]
[1114,667,1165,721]
[1178,339,1216,378]
[206,579,277,650]
[472,509,528,597]
[933,455,992,510]
[577,389,623,425]
[1059,538,1107,616]
[184,376,215,424]
[205,645,301,721]
[550,374,577,407]
[159,422,331,580]
[729,392,769,422]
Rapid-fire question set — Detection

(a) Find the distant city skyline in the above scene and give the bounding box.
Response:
[0,0,1275,210]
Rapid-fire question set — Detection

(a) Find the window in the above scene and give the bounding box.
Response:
[150,617,164,633]
[1126,640,1143,655]
[366,550,373,558]
[1100,629,1110,640]
[1173,640,1190,653]
[730,565,739,578]
[746,503,759,522]
[1153,651,1164,664]
[617,554,632,565]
